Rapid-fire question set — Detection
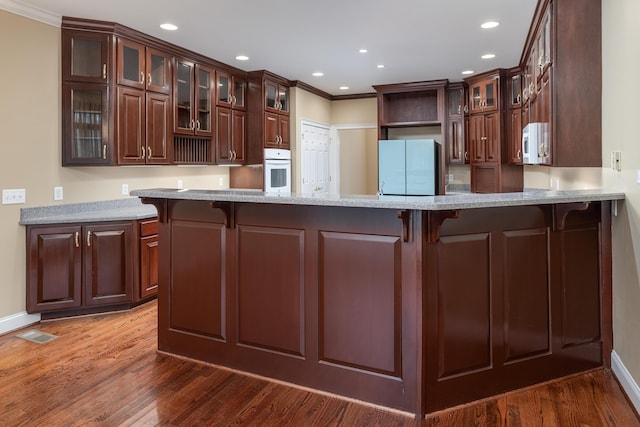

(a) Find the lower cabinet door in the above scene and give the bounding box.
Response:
[27,225,82,313]
[83,222,134,306]
[140,234,159,298]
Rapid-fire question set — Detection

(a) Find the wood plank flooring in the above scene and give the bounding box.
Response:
[0,300,638,426]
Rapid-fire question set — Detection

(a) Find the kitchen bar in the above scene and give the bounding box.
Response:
[132,188,623,418]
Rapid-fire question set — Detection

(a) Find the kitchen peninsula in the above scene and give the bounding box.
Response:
[132,188,623,417]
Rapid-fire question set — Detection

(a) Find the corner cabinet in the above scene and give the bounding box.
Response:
[26,218,158,317]
[62,28,114,166]
[246,71,290,164]
[464,69,523,193]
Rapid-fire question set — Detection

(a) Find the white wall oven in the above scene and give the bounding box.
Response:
[264,148,291,193]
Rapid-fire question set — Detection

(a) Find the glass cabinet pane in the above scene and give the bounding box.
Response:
[71,38,103,79]
[176,62,192,129]
[471,86,482,110]
[122,45,141,83]
[218,74,230,104]
[485,82,495,109]
[448,89,463,115]
[197,68,211,132]
[511,75,522,105]
[266,82,277,109]
[149,53,167,89]
[278,87,289,112]
[71,89,104,159]
[234,79,246,108]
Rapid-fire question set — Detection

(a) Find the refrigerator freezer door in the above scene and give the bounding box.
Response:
[378,140,406,195]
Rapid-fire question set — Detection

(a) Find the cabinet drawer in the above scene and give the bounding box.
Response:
[140,219,158,236]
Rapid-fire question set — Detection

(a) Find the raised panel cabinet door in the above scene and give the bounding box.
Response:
[484,113,500,162]
[216,107,232,162]
[232,109,246,162]
[63,30,110,84]
[63,83,112,166]
[140,234,158,298]
[265,111,279,148]
[116,86,145,164]
[216,71,232,107]
[447,117,465,164]
[468,114,486,163]
[146,92,171,164]
[510,109,523,164]
[278,115,290,149]
[146,48,171,94]
[27,226,82,313]
[116,38,145,90]
[83,223,134,306]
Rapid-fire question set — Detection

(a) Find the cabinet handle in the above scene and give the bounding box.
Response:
[87,231,91,247]
[228,150,232,159]
[196,120,201,130]
[102,145,107,160]
[141,147,146,160]
[233,95,237,105]
[517,150,522,160]
[102,64,107,79]
[481,136,488,141]
[517,94,522,104]
[227,96,232,104]
[465,151,469,160]
[232,150,236,161]
[147,146,152,159]
[464,104,468,114]
[140,72,145,84]
[74,231,79,248]
[190,119,195,130]
[148,73,152,86]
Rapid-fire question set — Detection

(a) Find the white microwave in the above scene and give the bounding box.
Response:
[522,122,549,164]
[264,149,291,193]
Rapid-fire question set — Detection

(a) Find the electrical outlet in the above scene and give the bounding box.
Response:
[122,184,129,195]
[54,186,63,201]
[611,151,622,171]
[219,177,224,186]
[177,180,183,189]
[2,188,26,205]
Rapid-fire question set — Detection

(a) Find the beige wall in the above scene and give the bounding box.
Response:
[601,0,640,386]
[0,10,230,318]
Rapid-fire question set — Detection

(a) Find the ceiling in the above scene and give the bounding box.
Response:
[12,0,538,96]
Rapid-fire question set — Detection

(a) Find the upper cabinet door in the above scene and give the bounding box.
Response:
[146,48,171,94]
[117,39,145,90]
[233,78,246,110]
[174,59,195,135]
[217,71,232,108]
[469,79,498,113]
[265,80,279,112]
[195,64,214,137]
[63,31,111,83]
[278,86,289,114]
[448,86,465,116]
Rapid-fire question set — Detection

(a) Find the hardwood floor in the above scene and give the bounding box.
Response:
[1,300,638,426]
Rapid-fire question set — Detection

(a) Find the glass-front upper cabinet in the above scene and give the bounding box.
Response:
[447,85,465,116]
[510,74,523,107]
[469,78,498,113]
[174,59,194,134]
[62,83,110,165]
[117,39,171,94]
[195,64,213,136]
[265,80,289,114]
[217,72,246,110]
[63,31,111,83]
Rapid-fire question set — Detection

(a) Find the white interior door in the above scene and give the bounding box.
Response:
[301,122,331,194]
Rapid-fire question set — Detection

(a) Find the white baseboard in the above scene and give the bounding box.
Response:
[0,311,40,336]
[612,350,640,414]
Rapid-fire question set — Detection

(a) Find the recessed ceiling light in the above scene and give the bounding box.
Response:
[377,64,385,69]
[339,86,349,90]
[235,55,249,61]
[359,49,368,53]
[312,72,324,77]
[481,53,496,59]
[160,23,178,31]
[462,70,474,75]
[481,21,500,29]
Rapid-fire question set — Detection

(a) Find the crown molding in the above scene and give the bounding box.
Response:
[0,0,61,27]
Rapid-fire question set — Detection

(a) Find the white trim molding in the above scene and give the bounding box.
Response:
[334,123,377,130]
[612,350,640,414]
[0,310,41,335]
[0,0,61,27]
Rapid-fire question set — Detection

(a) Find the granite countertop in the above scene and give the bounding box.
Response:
[130,188,625,211]
[20,198,158,225]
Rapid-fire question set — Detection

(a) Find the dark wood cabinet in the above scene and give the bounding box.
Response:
[465,69,523,193]
[247,71,291,164]
[116,39,171,95]
[217,72,247,164]
[26,218,157,316]
[62,30,111,84]
[509,107,523,164]
[173,59,215,138]
[446,83,467,165]
[139,219,158,299]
